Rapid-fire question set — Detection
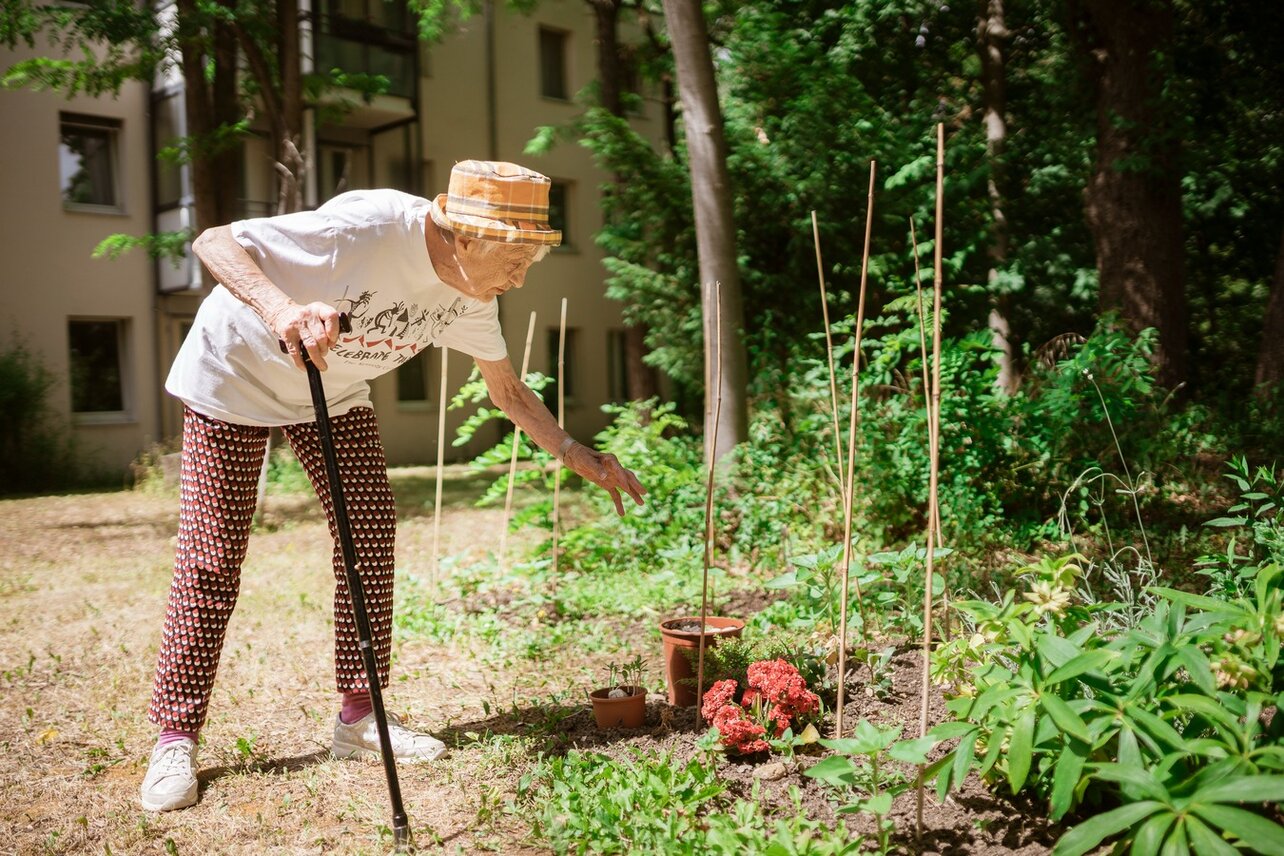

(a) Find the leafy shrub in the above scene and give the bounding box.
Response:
[929,548,1284,853]
[0,340,83,494]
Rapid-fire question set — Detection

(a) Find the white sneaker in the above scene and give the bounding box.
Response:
[332,711,446,763]
[140,738,198,812]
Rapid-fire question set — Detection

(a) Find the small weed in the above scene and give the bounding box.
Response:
[233,733,259,765]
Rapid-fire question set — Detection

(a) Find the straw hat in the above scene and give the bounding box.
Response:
[429,160,562,246]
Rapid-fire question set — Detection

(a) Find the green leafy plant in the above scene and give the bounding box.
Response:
[805,720,941,855]
[1198,456,1284,599]
[930,549,1284,852]
[1052,771,1284,856]
[600,654,647,696]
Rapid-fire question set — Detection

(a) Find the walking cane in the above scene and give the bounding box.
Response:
[295,341,412,852]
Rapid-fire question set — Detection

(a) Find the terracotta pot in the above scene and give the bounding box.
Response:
[658,616,745,708]
[589,686,647,729]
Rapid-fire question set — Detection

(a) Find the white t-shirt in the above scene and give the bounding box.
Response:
[166,190,507,426]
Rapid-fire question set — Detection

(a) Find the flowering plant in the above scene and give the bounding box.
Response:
[700,658,820,755]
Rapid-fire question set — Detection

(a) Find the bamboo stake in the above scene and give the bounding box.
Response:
[552,298,568,579]
[431,348,450,596]
[834,160,876,738]
[499,312,537,572]
[812,210,846,496]
[695,282,724,726]
[909,219,943,545]
[917,122,946,838]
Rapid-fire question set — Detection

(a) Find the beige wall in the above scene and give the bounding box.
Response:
[1,3,666,477]
[0,45,160,482]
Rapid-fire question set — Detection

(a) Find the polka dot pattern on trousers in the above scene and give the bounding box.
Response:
[148,406,397,731]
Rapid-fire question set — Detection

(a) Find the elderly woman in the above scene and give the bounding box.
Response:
[141,161,646,812]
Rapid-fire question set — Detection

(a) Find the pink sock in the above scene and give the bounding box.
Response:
[340,691,373,725]
[157,727,198,748]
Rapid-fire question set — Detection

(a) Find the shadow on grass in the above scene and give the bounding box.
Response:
[197,749,332,790]
[437,699,703,756]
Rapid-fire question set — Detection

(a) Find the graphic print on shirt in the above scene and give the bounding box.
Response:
[332,289,473,367]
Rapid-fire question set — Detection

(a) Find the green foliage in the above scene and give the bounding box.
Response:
[93,230,193,265]
[0,340,84,494]
[555,401,706,575]
[1,1,162,97]
[930,546,1284,852]
[806,720,943,855]
[265,444,311,494]
[518,749,860,855]
[1198,457,1284,598]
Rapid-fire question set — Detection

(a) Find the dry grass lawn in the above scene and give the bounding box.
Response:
[0,467,568,855]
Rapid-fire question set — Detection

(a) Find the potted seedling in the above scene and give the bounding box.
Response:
[658,616,745,707]
[588,655,648,729]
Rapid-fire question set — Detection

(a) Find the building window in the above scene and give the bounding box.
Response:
[607,329,630,402]
[60,114,121,211]
[539,27,569,100]
[68,319,127,415]
[546,327,577,409]
[396,349,436,407]
[152,94,184,208]
[547,182,570,249]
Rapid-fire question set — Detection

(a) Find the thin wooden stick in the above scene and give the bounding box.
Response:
[499,311,537,572]
[696,281,723,726]
[909,219,943,544]
[834,161,876,738]
[431,347,450,596]
[917,122,946,838]
[812,210,847,496]
[552,298,568,580]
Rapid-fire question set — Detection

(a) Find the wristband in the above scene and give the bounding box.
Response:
[557,436,579,461]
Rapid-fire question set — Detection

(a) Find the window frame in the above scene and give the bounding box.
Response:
[607,328,630,403]
[395,348,439,412]
[538,25,570,101]
[59,112,124,214]
[546,180,573,252]
[67,317,133,424]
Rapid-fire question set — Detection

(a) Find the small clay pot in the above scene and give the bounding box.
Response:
[588,686,647,729]
[658,616,746,708]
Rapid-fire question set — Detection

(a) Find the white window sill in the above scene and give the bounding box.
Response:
[73,411,135,426]
[63,204,128,217]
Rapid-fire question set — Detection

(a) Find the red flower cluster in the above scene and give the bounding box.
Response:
[700,660,819,754]
[711,704,769,755]
[748,658,820,735]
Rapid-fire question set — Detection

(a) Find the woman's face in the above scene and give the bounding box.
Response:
[452,238,545,301]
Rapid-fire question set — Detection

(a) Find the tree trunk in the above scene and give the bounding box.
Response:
[176,0,239,288]
[588,0,659,401]
[276,0,304,215]
[1254,223,1284,393]
[978,0,1018,392]
[660,0,748,462]
[1072,0,1188,391]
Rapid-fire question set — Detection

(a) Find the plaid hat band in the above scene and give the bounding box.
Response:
[429,160,562,247]
[446,194,551,226]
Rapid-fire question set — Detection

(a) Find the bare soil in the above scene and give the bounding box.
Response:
[0,470,1056,855]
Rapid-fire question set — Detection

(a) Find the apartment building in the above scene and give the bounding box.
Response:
[0,0,661,480]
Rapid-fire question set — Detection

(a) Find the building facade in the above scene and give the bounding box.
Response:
[0,0,660,481]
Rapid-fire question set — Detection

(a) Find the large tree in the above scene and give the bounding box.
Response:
[1068,0,1188,390]
[659,0,748,461]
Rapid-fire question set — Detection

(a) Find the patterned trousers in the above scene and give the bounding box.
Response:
[148,406,397,732]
